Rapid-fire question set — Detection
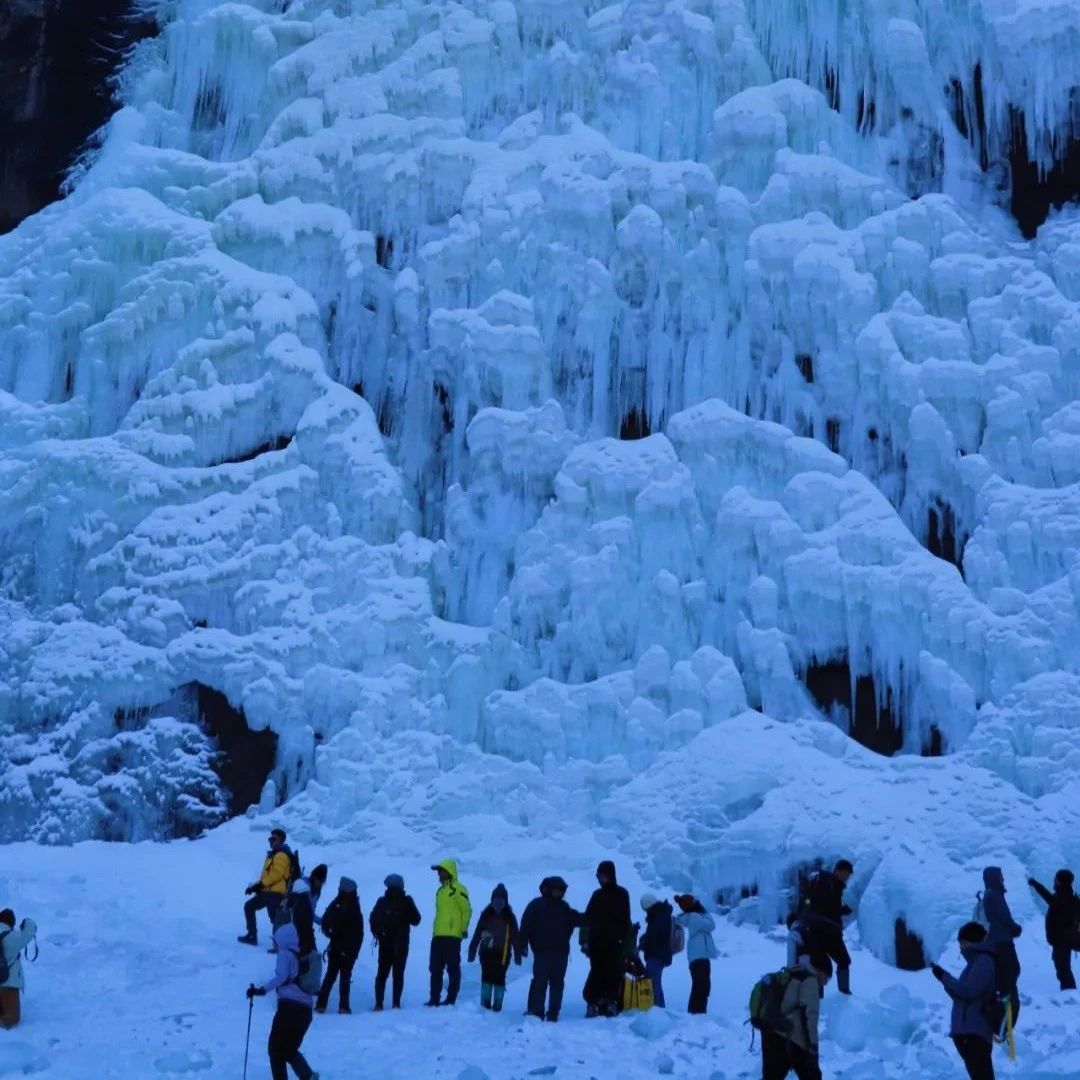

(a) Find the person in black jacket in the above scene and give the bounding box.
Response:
[369,874,422,1010]
[638,893,673,1008]
[1029,870,1079,990]
[582,860,631,1017]
[467,883,523,1011]
[519,877,582,1022]
[315,876,364,1014]
[799,860,854,995]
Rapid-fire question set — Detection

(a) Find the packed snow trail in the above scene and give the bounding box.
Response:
[4,0,1080,1035]
[2,823,1080,1079]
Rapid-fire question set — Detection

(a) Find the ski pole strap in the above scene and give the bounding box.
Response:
[25,941,39,963]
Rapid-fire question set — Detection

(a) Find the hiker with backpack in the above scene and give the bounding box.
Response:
[930,921,998,1080]
[519,876,583,1022]
[427,859,472,1007]
[753,952,832,1080]
[0,909,37,1030]
[239,827,297,946]
[1028,870,1080,991]
[798,860,854,995]
[247,920,322,1080]
[582,860,632,1018]
[638,893,679,1008]
[674,894,718,1014]
[370,874,422,1010]
[314,876,364,1015]
[467,883,523,1012]
[978,866,1021,1024]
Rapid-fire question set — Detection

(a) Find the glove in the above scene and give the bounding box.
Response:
[1028,878,1037,888]
[245,885,258,896]
[246,985,266,999]
[929,964,945,981]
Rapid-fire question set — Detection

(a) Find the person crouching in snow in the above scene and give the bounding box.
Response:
[638,893,673,1007]
[0,909,37,1029]
[247,921,320,1080]
[674,894,717,1014]
[315,876,363,1014]
[468,883,523,1011]
[930,922,998,1080]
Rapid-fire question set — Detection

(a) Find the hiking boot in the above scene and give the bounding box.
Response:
[392,1003,401,1009]
[338,1006,351,1014]
[492,1004,502,1013]
[441,998,456,1007]
[237,933,258,946]
[424,1000,440,1007]
[585,1004,599,1019]
[314,1005,326,1015]
[545,1013,559,1022]
[373,1003,384,1012]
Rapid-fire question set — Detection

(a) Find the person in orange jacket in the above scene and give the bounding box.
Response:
[239,827,294,946]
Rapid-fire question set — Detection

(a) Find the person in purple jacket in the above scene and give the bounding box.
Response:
[931,922,999,1080]
[247,922,321,1080]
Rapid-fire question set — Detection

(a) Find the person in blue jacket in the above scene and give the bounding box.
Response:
[247,922,321,1080]
[931,921,998,1080]
[637,894,673,1007]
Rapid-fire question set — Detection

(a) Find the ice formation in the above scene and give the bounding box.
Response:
[3,0,1080,976]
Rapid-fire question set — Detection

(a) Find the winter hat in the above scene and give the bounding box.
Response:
[958,922,988,945]
[339,876,358,894]
[639,892,658,912]
[384,874,405,891]
[310,863,329,883]
[491,883,509,903]
[674,893,698,913]
[0,909,13,928]
[596,860,617,882]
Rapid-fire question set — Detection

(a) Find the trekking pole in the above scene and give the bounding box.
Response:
[242,991,255,1080]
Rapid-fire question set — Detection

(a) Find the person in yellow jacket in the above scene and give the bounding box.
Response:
[239,828,294,946]
[426,859,472,1006]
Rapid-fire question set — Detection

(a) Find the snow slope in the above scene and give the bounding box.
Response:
[2,2,1080,1070]
[1,824,1079,1079]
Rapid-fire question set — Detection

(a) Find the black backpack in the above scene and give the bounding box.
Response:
[286,847,302,886]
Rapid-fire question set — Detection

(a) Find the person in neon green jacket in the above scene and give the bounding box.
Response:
[426,859,472,1006]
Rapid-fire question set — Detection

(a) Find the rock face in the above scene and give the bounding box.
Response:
[0,0,155,234]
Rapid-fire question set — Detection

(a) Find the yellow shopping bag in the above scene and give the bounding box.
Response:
[622,975,654,1011]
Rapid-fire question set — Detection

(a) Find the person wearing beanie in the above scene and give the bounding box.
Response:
[1029,869,1080,990]
[931,922,997,1080]
[520,877,583,1021]
[637,893,674,1007]
[0,909,37,1029]
[370,875,422,1010]
[674,894,717,1015]
[582,860,631,1017]
[315,877,364,1014]
[468,884,524,1011]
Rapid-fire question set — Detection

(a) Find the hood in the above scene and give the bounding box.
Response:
[384,874,404,891]
[596,859,617,884]
[541,876,568,895]
[273,921,300,951]
[491,883,509,903]
[291,878,311,896]
[640,892,659,911]
[432,858,459,882]
[339,876,358,895]
[961,941,998,963]
[983,867,1005,891]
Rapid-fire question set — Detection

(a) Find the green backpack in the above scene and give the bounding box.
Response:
[748,968,812,1043]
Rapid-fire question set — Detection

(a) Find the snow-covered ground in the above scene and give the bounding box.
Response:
[1,821,1078,1080]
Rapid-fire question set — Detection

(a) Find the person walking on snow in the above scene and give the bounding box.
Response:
[246,921,321,1080]
[427,859,472,1007]
[674,894,718,1014]
[582,860,631,1018]
[931,921,998,1080]
[315,876,363,1014]
[760,952,832,1080]
[370,874,421,1010]
[980,866,1021,1024]
[638,893,673,1008]
[520,877,582,1022]
[799,859,854,995]
[0,909,37,1030]
[1028,870,1079,991]
[468,883,523,1011]
[239,828,294,945]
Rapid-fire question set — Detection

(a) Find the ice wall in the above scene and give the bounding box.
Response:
[2,0,1080,968]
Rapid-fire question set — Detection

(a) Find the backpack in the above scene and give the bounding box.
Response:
[972,892,989,930]
[670,920,686,955]
[286,847,302,887]
[0,930,10,985]
[749,968,812,1038]
[289,948,323,996]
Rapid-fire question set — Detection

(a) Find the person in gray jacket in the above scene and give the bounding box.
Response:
[247,921,320,1080]
[0,909,37,1029]
[980,866,1021,1024]
[931,922,998,1080]
[760,952,832,1080]
[674,894,718,1014]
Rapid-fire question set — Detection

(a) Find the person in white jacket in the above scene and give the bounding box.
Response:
[0,908,38,1029]
[674,894,718,1014]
